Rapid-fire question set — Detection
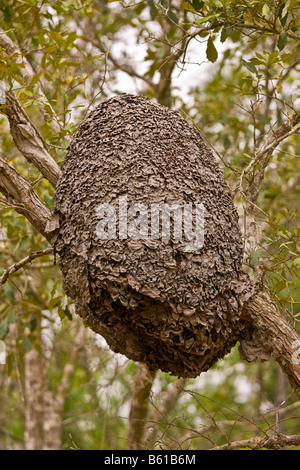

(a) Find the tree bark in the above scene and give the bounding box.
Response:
[1,93,61,188]
[43,322,85,450]
[127,364,156,450]
[240,290,300,399]
[0,157,58,242]
[24,347,44,450]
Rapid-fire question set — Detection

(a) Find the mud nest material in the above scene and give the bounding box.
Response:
[54,93,255,378]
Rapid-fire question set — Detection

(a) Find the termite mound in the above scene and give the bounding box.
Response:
[54,93,254,377]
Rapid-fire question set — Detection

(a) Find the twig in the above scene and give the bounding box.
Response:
[0,248,53,287]
[211,432,300,450]
[234,114,300,197]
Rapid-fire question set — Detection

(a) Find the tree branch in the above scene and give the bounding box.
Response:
[127,364,156,450]
[0,157,58,242]
[0,248,53,288]
[234,112,300,256]
[0,93,62,188]
[212,432,300,450]
[77,16,157,92]
[241,290,300,400]
[235,113,300,198]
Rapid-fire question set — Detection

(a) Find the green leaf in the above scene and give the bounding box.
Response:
[277,32,287,51]
[262,4,270,16]
[180,1,197,12]
[22,336,32,353]
[50,279,60,298]
[4,7,11,23]
[192,0,204,10]
[48,295,63,310]
[44,44,57,53]
[206,37,218,63]
[29,71,42,87]
[57,305,73,321]
[167,8,179,24]
[220,25,233,43]
[281,0,290,19]
[0,319,9,340]
[249,248,263,268]
[63,306,73,321]
[195,13,220,25]
[294,257,300,266]
[268,51,279,65]
[242,59,258,75]
[26,317,37,333]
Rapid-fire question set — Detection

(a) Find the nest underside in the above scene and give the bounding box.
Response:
[54,93,255,377]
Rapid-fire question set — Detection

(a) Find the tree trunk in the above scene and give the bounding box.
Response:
[127,364,156,450]
[43,322,86,450]
[24,347,44,450]
[42,390,64,451]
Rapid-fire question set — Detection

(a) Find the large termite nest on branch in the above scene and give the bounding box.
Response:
[54,93,255,378]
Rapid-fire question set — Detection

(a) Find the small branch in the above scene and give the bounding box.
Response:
[77,16,157,92]
[234,113,300,256]
[103,47,157,91]
[194,17,300,42]
[234,113,300,197]
[0,248,53,288]
[145,377,187,448]
[212,432,300,450]
[0,93,62,188]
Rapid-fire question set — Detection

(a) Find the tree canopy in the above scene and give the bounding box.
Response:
[0,0,300,451]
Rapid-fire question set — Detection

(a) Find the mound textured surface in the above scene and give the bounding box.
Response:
[54,93,254,377]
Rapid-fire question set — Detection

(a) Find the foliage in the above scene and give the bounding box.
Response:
[0,0,299,450]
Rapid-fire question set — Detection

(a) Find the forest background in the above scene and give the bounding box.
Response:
[0,0,300,450]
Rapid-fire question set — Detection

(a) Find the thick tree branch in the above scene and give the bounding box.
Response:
[0,157,58,242]
[241,290,300,400]
[0,93,61,188]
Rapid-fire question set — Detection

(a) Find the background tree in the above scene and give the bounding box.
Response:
[0,0,300,450]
